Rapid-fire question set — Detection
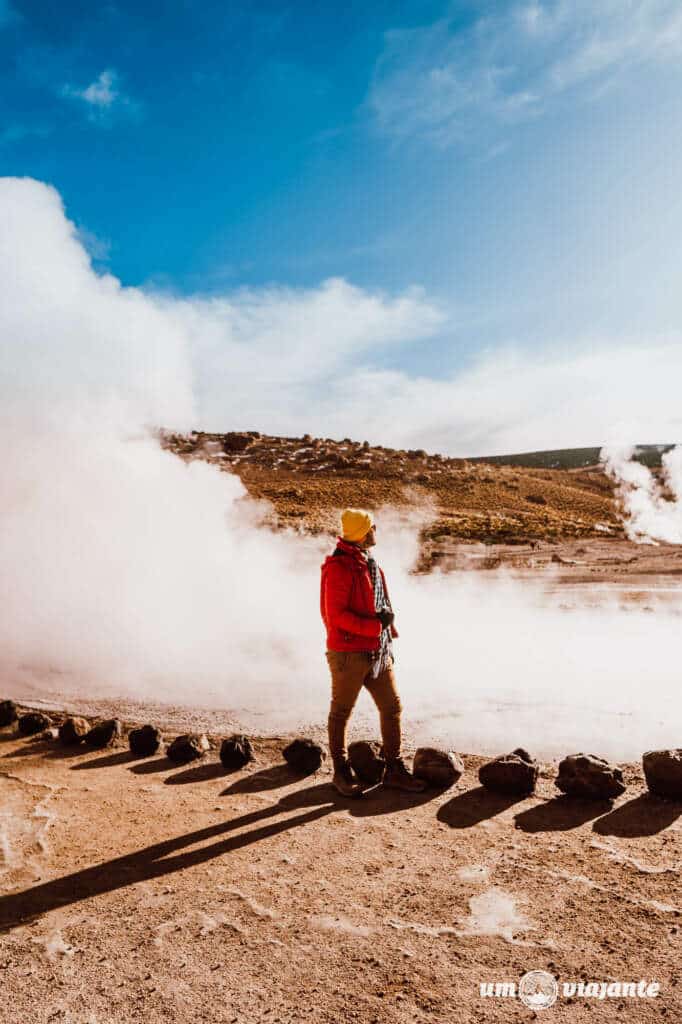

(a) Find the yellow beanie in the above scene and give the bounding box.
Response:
[341,508,373,543]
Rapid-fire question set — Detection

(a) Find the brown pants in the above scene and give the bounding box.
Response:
[326,650,402,766]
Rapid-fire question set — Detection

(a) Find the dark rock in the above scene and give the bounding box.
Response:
[642,749,682,800]
[85,719,122,749]
[222,432,254,453]
[0,700,18,727]
[167,733,210,764]
[18,712,52,736]
[348,740,385,785]
[220,734,254,771]
[282,738,326,775]
[413,747,464,789]
[555,753,625,800]
[129,724,162,758]
[59,716,90,745]
[479,748,538,795]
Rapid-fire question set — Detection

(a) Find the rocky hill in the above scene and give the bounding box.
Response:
[162,430,622,553]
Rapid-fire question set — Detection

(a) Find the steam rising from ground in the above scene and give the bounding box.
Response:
[1,178,681,760]
[602,445,682,543]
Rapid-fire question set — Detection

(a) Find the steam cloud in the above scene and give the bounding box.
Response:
[1,177,681,759]
[602,445,682,544]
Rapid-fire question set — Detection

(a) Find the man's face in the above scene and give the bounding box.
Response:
[360,525,376,549]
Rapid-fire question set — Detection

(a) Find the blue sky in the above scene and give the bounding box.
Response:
[3,1,682,450]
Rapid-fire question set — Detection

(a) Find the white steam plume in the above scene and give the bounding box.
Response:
[602,445,682,544]
[1,177,681,760]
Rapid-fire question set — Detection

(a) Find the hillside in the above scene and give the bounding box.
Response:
[470,444,676,471]
[161,430,622,549]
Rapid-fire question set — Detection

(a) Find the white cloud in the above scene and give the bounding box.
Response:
[61,69,135,121]
[0,177,194,431]
[169,278,445,429]
[79,68,118,107]
[369,1,682,144]
[2,177,681,456]
[75,224,111,263]
[313,344,682,455]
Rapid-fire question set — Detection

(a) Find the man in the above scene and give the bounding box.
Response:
[320,508,426,797]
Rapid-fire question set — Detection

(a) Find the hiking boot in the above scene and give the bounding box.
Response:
[383,757,427,792]
[332,759,363,798]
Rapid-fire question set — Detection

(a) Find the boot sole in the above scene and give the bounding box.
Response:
[333,786,363,798]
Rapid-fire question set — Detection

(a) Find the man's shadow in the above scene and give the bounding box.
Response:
[0,778,438,933]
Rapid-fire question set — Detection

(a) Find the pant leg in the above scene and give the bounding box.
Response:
[363,660,402,762]
[326,651,370,766]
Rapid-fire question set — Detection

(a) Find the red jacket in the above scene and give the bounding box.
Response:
[320,538,398,652]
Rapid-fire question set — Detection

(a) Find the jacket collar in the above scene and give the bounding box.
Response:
[335,537,368,562]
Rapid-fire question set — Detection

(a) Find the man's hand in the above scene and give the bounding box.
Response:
[377,608,394,629]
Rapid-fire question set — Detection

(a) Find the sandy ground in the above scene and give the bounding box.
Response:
[1,723,680,1024]
[438,537,682,583]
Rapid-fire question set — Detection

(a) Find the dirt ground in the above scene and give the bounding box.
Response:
[1,722,680,1024]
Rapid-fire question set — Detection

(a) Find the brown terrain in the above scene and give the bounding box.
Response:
[1,431,681,1023]
[162,429,682,586]
[162,430,622,550]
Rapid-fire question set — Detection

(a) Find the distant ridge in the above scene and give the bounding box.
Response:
[470,444,676,471]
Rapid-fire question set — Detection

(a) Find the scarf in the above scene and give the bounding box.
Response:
[365,554,394,677]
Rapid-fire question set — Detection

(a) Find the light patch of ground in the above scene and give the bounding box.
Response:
[456,888,533,944]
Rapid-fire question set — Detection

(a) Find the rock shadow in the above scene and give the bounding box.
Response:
[128,756,173,775]
[437,786,525,829]
[41,745,93,761]
[514,795,612,833]
[71,750,134,770]
[592,794,681,837]
[2,739,55,758]
[164,761,226,785]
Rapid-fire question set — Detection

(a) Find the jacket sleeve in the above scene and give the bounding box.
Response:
[323,562,382,640]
